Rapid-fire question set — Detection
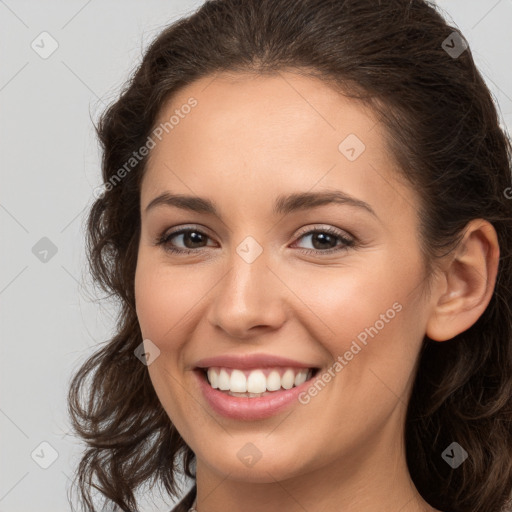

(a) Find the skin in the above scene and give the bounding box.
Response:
[134,70,499,512]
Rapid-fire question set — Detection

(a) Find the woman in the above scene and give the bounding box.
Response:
[68,1,512,511]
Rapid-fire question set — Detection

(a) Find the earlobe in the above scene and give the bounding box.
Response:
[425,219,500,342]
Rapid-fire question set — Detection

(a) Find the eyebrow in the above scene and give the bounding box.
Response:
[144,190,377,218]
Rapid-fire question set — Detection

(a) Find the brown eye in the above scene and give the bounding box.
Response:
[156,227,215,254]
[293,227,355,255]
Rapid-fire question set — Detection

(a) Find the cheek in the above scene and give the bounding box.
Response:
[310,252,425,393]
[134,255,206,342]
[306,262,401,343]
[134,256,203,427]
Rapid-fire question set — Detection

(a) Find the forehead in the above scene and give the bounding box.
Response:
[142,70,418,224]
[151,70,380,162]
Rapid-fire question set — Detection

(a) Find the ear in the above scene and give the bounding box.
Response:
[425,219,500,342]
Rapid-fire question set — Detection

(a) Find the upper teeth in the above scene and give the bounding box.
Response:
[206,367,312,393]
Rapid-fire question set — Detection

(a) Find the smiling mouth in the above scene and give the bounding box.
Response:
[197,366,320,398]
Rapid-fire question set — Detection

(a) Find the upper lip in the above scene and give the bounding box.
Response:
[194,353,318,370]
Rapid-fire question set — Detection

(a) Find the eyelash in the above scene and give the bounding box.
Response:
[155,225,356,256]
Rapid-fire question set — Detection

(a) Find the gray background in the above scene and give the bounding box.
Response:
[1,1,511,511]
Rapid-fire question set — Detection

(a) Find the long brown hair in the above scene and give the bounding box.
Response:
[67,1,512,511]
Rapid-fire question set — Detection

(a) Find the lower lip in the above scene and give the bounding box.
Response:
[194,369,316,421]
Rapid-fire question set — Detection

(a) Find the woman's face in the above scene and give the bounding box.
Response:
[135,71,435,484]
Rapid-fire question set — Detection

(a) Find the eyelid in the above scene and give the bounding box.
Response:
[160,223,353,239]
[294,223,354,239]
[159,224,214,239]
[155,223,357,255]
[156,224,217,246]
[290,225,355,254]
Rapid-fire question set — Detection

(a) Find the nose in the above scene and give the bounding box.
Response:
[206,244,288,339]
